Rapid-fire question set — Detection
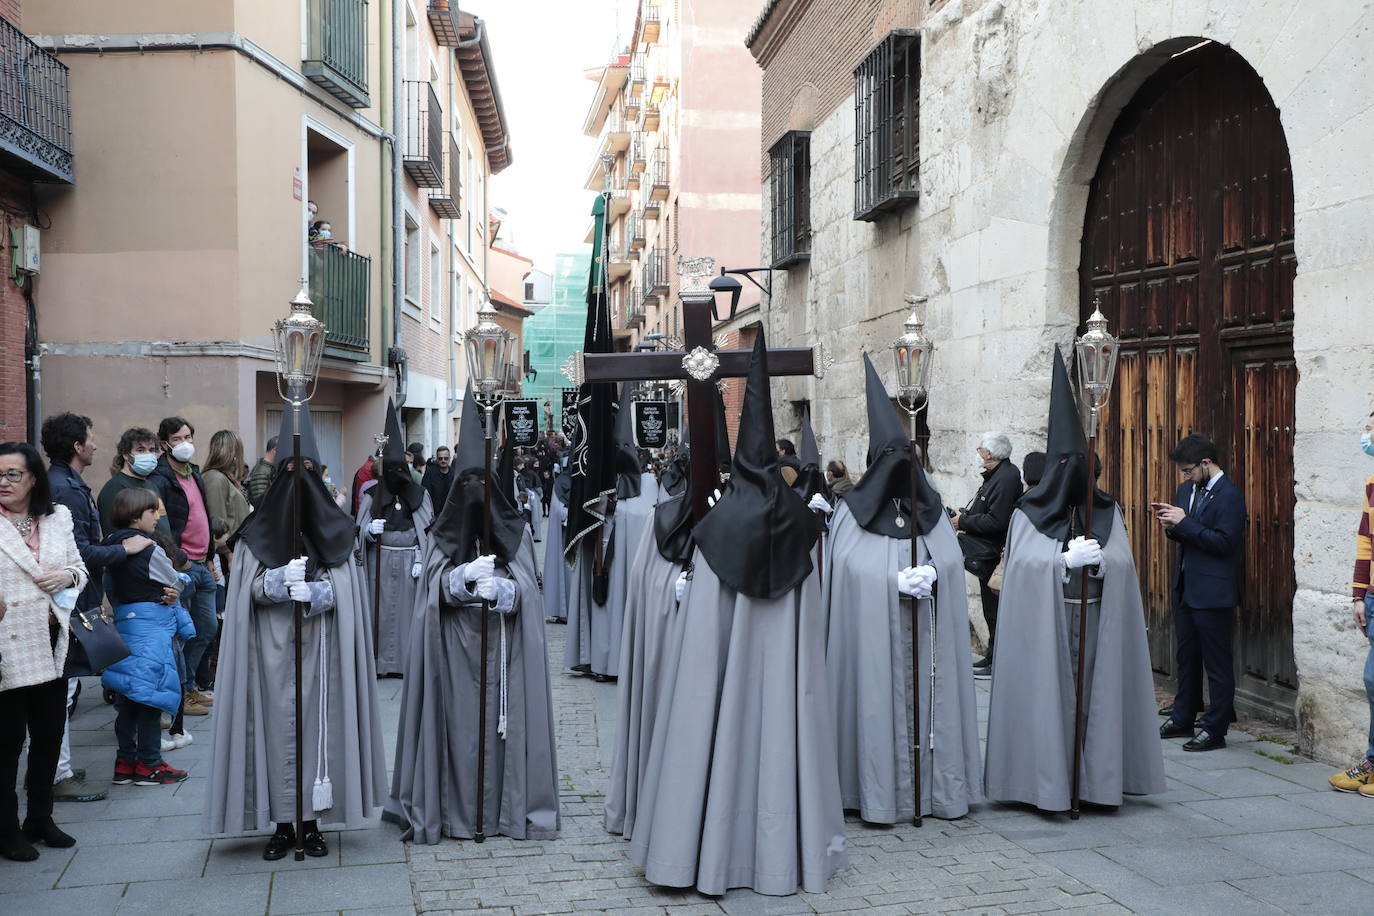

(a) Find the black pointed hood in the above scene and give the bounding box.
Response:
[841,353,944,538]
[693,331,819,598]
[1019,346,1115,544]
[792,405,830,503]
[235,399,355,568]
[658,405,690,498]
[370,398,425,528]
[429,385,524,566]
[612,384,642,500]
[654,388,724,563]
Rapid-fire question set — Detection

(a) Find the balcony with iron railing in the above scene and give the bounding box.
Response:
[642,248,669,299]
[628,59,646,99]
[0,18,73,183]
[308,243,372,357]
[426,0,461,45]
[627,213,646,253]
[642,2,662,43]
[428,136,461,219]
[404,81,444,187]
[303,0,370,108]
[649,148,670,201]
[641,102,660,133]
[608,236,631,280]
[626,284,644,327]
[605,105,631,152]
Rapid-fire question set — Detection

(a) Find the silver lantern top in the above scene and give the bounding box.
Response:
[272,283,327,404]
[891,294,934,413]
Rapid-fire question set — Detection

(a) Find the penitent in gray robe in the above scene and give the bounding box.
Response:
[387,529,559,843]
[355,492,433,676]
[564,473,658,677]
[629,549,849,896]
[542,493,568,622]
[825,502,983,822]
[984,507,1166,810]
[604,522,685,838]
[204,546,387,833]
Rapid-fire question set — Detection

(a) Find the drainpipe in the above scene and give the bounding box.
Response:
[390,0,406,405]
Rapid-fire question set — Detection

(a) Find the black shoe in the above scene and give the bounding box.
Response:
[972,656,989,669]
[972,663,992,681]
[546,616,567,625]
[302,827,328,858]
[1158,704,1173,717]
[22,818,75,848]
[0,831,39,862]
[1183,730,1226,752]
[1160,720,1196,739]
[263,825,295,861]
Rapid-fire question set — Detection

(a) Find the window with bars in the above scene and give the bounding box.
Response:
[769,130,811,269]
[854,30,921,221]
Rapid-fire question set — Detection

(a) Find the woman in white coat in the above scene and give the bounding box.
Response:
[0,442,88,862]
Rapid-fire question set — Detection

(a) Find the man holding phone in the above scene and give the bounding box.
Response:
[1155,434,1246,752]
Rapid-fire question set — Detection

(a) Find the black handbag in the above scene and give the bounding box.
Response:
[958,532,1001,581]
[64,607,130,676]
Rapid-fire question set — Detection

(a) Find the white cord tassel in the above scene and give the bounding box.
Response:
[497,611,509,739]
[312,610,333,812]
[928,592,937,752]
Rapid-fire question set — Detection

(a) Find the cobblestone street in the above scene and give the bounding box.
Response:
[3,611,1372,915]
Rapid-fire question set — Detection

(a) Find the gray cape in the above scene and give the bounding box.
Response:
[204,545,387,833]
[387,529,559,842]
[629,548,849,896]
[604,521,685,838]
[355,491,434,676]
[984,507,1167,809]
[825,503,983,821]
[542,493,568,622]
[564,472,658,677]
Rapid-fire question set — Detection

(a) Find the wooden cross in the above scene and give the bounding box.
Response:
[561,256,830,521]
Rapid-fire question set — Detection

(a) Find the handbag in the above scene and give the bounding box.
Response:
[958,531,1001,581]
[64,606,131,676]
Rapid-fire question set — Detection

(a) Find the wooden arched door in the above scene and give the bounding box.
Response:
[1081,42,1297,720]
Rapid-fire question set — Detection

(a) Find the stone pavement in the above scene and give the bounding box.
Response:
[6,621,1374,915]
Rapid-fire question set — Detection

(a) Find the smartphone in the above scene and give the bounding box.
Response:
[1149,502,1171,513]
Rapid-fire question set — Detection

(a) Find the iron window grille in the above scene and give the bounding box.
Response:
[769,130,811,269]
[853,29,920,221]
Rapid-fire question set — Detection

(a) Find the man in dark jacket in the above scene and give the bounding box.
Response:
[421,445,454,510]
[952,431,1020,678]
[147,417,217,717]
[244,436,278,508]
[43,413,155,803]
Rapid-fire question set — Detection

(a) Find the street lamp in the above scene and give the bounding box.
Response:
[1068,299,1120,822]
[270,282,327,863]
[889,292,934,830]
[459,300,514,846]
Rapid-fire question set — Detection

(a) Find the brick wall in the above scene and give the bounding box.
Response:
[753,0,921,154]
[0,0,20,29]
[0,169,32,442]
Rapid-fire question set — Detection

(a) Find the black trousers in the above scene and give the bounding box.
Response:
[1172,601,1237,735]
[979,577,1000,656]
[0,678,67,831]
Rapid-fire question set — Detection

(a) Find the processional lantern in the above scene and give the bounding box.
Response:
[1073,300,1120,436]
[464,302,515,409]
[891,294,934,431]
[273,283,327,403]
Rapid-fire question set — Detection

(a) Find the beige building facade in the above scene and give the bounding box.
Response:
[749,0,1374,763]
[29,0,510,485]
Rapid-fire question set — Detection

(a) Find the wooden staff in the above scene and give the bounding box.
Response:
[1070,439,1098,821]
[290,422,305,860]
[909,438,923,828]
[474,403,496,843]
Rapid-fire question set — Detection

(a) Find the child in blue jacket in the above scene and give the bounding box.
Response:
[101,489,195,786]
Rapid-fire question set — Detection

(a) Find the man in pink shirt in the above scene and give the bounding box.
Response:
[148,417,218,722]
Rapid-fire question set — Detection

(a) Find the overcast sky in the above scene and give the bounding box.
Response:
[482,0,631,274]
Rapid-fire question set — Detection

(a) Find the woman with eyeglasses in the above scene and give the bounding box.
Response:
[0,441,89,861]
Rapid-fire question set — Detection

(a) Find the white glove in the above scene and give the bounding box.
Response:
[807,493,832,514]
[707,488,721,508]
[897,565,936,599]
[367,519,385,537]
[283,557,308,586]
[465,554,495,585]
[474,575,498,602]
[288,582,312,603]
[1062,536,1103,571]
[410,561,422,579]
[674,571,689,602]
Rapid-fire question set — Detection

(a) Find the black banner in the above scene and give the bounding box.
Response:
[503,399,540,447]
[632,400,670,449]
[560,388,579,438]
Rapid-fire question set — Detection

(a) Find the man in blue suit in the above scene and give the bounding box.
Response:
[1154,434,1246,751]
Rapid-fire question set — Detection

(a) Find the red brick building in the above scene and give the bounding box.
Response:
[0,2,74,441]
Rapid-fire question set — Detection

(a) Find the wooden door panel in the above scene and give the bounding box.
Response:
[1082,43,1297,721]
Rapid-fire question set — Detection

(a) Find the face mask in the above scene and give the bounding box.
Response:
[131,454,158,476]
[319,228,332,239]
[171,441,195,463]
[322,477,333,487]
[1362,432,1374,457]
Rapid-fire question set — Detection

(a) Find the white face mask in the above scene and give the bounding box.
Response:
[170,441,195,463]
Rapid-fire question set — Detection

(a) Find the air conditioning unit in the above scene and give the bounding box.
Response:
[9,224,39,276]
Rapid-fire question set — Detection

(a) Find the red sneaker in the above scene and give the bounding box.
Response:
[133,762,188,786]
[112,758,136,786]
